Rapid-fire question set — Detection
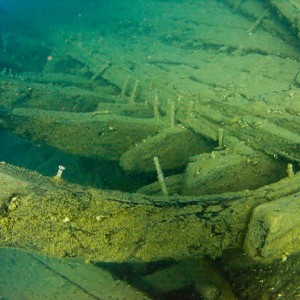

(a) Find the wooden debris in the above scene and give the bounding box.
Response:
[181,150,286,196]
[244,193,300,261]
[1,162,300,262]
[267,0,300,37]
[0,248,150,299]
[120,126,214,173]
[2,108,159,160]
[246,8,270,35]
[90,62,111,81]
[137,174,184,196]
[138,258,236,299]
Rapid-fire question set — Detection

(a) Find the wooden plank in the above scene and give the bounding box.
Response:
[268,0,300,37]
[0,248,149,299]
[3,108,158,160]
[1,162,300,262]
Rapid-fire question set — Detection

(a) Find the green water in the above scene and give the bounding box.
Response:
[0,0,300,299]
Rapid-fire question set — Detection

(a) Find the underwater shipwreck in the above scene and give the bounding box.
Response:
[0,0,300,299]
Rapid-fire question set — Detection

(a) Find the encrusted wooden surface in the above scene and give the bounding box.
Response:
[1,162,300,262]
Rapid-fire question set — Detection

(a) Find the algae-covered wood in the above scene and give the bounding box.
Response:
[0,248,150,300]
[1,162,300,262]
[3,108,158,160]
[1,0,300,297]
